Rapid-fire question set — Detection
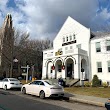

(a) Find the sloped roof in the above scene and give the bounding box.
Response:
[90,31,110,40]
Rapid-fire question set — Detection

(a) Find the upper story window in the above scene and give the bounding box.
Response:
[62,33,77,46]
[96,42,101,52]
[73,34,76,40]
[107,61,110,72]
[63,37,65,43]
[66,36,68,42]
[70,35,72,41]
[97,62,102,73]
[70,46,72,49]
[106,40,110,51]
[65,47,68,50]
[76,44,81,49]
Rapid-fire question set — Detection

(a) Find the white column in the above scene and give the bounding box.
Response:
[62,69,65,78]
[42,66,47,79]
[52,69,55,78]
[74,63,79,79]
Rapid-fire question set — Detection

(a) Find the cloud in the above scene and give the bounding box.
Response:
[0,0,110,40]
[91,0,110,31]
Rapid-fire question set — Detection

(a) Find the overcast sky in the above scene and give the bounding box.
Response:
[0,0,110,40]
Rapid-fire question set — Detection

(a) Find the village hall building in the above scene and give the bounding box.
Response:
[42,16,110,84]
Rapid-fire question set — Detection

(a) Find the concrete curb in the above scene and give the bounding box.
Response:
[69,97,105,107]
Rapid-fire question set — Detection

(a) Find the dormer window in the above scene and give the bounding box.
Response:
[70,35,72,41]
[62,33,77,46]
[63,37,65,43]
[73,34,76,40]
[66,36,68,42]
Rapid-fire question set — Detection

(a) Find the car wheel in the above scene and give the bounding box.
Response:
[22,87,26,94]
[4,85,7,90]
[39,90,45,99]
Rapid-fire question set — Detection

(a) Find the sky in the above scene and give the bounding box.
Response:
[0,0,110,40]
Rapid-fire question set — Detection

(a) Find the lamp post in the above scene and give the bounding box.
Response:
[13,58,18,77]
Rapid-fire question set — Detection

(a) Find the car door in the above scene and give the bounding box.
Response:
[32,81,42,96]
[26,81,36,94]
[2,78,8,88]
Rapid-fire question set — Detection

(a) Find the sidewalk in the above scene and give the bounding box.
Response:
[64,92,108,107]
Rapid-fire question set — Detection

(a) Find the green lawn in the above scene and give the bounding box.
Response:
[64,87,110,98]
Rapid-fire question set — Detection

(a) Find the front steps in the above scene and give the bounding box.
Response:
[48,78,80,87]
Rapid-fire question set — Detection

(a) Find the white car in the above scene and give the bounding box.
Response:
[0,78,22,90]
[21,80,64,99]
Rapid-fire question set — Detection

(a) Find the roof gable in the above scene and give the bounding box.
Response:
[54,16,89,41]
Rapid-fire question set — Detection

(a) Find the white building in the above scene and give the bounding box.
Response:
[91,33,110,83]
[42,16,110,84]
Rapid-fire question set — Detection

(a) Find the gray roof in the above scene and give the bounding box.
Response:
[91,31,110,40]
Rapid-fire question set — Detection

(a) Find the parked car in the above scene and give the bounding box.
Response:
[0,78,22,90]
[21,80,64,99]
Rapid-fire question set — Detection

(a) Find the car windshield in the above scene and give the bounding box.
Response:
[9,78,19,81]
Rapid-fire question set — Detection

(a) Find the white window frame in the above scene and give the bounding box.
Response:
[97,62,102,73]
[106,40,110,51]
[96,42,101,52]
[107,61,110,72]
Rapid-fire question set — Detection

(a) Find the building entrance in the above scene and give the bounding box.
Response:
[67,63,72,78]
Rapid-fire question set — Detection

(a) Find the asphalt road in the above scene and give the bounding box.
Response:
[0,89,106,110]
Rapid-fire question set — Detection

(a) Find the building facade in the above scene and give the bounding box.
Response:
[42,16,110,84]
[0,14,14,77]
[91,33,110,83]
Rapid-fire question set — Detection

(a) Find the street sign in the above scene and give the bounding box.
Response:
[22,73,27,76]
[21,65,30,83]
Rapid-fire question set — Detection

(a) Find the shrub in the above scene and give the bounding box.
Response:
[102,82,108,87]
[92,75,100,87]
[84,81,92,87]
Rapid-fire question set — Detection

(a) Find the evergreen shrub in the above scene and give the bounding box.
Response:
[92,75,100,87]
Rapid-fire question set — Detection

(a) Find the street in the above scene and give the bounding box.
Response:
[0,89,106,110]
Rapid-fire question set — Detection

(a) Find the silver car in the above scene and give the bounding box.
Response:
[0,78,22,90]
[21,80,64,99]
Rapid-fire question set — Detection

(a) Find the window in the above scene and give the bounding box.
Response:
[65,47,68,50]
[97,62,102,72]
[70,46,72,49]
[66,36,68,42]
[3,78,8,82]
[96,42,101,52]
[107,61,110,72]
[30,81,37,85]
[73,34,76,40]
[35,81,41,85]
[63,37,65,43]
[39,81,45,86]
[70,35,72,41]
[9,78,18,81]
[76,44,81,49]
[106,40,110,51]
[30,81,42,85]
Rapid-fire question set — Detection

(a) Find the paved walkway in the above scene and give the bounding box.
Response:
[64,92,108,107]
